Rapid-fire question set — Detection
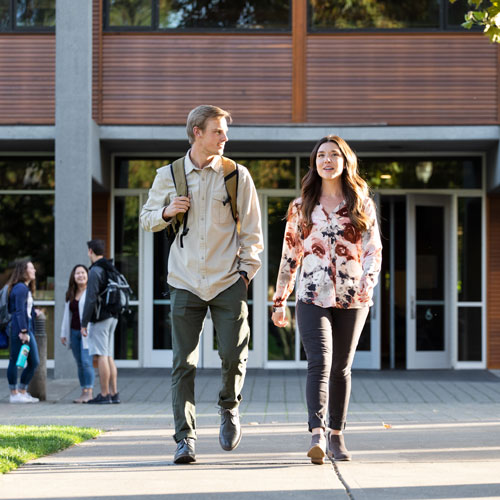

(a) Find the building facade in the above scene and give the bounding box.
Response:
[1,0,500,376]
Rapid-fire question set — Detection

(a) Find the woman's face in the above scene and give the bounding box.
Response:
[316,141,345,181]
[74,266,88,286]
[25,262,36,282]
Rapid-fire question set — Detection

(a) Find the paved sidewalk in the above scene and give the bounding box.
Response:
[1,369,500,499]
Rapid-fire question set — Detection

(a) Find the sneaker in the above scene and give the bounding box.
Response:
[22,392,39,403]
[87,393,112,404]
[9,392,30,404]
[111,392,120,404]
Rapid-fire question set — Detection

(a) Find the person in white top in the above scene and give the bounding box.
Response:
[60,264,95,403]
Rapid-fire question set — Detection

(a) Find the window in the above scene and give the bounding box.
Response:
[309,0,473,31]
[105,0,291,31]
[0,0,55,31]
[0,157,55,360]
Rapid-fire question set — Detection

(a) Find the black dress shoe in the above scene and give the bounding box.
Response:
[173,438,196,464]
[219,408,242,451]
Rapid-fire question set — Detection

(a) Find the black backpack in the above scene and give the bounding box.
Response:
[0,285,11,349]
[0,284,11,330]
[95,263,133,319]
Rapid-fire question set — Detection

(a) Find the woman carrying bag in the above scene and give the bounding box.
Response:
[6,260,40,403]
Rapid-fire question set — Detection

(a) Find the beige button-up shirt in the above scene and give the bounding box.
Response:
[140,152,263,301]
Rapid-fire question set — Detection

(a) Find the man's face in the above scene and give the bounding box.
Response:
[193,117,228,156]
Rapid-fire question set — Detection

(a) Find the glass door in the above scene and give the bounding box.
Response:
[406,194,452,369]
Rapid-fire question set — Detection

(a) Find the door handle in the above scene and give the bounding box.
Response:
[410,296,415,320]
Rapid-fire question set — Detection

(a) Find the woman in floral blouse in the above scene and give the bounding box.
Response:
[271,135,382,464]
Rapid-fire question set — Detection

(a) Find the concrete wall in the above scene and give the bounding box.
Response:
[54,0,98,378]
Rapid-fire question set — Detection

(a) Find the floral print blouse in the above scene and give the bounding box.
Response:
[273,197,382,310]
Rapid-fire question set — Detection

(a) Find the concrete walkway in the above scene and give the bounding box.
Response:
[1,369,500,499]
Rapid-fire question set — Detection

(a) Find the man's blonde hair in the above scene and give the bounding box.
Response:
[186,105,232,144]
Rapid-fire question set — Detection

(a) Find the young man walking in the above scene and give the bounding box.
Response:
[140,105,263,463]
[81,239,120,404]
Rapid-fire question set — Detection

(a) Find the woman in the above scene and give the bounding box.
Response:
[272,135,382,464]
[7,260,40,403]
[60,264,95,403]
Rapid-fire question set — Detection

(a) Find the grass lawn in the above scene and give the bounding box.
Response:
[0,425,101,474]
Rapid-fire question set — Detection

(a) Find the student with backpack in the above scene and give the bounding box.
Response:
[5,260,40,403]
[81,239,124,404]
[140,105,263,464]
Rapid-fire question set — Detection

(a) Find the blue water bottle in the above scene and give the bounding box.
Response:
[16,344,30,368]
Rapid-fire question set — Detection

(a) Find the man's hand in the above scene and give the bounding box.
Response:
[162,196,190,220]
[61,337,67,346]
[81,327,88,337]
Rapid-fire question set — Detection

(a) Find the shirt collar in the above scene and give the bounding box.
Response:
[185,150,222,174]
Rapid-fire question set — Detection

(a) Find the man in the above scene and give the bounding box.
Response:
[81,239,120,405]
[140,105,263,464]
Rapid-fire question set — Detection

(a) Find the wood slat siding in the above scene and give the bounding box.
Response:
[488,196,500,369]
[0,35,55,124]
[92,192,110,257]
[307,34,498,125]
[100,35,292,124]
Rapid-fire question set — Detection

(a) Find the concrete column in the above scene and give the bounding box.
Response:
[54,0,97,378]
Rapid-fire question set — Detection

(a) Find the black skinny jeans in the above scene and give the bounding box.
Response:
[297,301,369,431]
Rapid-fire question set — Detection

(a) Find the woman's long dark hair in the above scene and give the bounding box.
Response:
[296,135,371,232]
[6,260,36,295]
[65,264,88,302]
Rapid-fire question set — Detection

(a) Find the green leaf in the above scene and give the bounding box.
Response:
[462,20,474,29]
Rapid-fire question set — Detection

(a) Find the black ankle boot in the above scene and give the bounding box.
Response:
[327,432,351,461]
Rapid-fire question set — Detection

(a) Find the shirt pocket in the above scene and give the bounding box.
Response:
[212,190,233,224]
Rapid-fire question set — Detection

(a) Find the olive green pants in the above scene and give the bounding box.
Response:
[169,278,250,442]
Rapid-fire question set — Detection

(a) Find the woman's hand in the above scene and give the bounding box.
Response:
[358,279,372,303]
[61,337,67,346]
[18,332,30,344]
[272,309,288,328]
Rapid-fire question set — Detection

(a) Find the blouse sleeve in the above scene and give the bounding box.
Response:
[361,198,383,290]
[272,201,304,309]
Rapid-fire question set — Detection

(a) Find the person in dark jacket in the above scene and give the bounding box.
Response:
[6,260,40,403]
[81,239,120,404]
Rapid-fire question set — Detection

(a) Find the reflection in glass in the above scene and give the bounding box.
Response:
[0,4,9,29]
[108,0,152,27]
[235,158,295,189]
[268,305,295,360]
[0,158,55,189]
[268,197,295,301]
[458,198,481,302]
[309,0,439,30]
[416,206,444,301]
[359,157,482,190]
[114,196,139,294]
[159,0,290,30]
[447,0,473,27]
[115,158,172,189]
[416,305,444,351]
[16,0,55,27]
[458,307,482,361]
[0,194,54,300]
[154,303,172,349]
[115,306,138,359]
